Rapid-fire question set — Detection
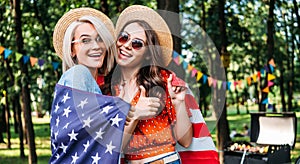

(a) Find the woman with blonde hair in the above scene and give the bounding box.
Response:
[50,7,160,163]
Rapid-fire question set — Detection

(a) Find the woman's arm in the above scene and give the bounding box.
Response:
[167,75,193,148]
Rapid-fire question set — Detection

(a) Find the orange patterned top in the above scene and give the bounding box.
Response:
[123,70,177,160]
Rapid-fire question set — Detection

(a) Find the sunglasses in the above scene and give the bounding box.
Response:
[117,32,146,50]
[72,35,103,46]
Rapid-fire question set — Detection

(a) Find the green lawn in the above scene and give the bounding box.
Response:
[0,108,299,163]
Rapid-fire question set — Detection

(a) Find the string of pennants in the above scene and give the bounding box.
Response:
[172,51,276,105]
[1,45,276,105]
[0,46,60,70]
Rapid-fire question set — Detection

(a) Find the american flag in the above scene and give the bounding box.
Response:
[176,86,220,164]
[119,77,220,164]
[49,84,130,164]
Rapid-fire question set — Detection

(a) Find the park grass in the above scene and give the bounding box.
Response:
[0,109,299,164]
[0,116,51,164]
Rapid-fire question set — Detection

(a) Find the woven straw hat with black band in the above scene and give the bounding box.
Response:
[53,7,115,60]
[115,5,173,66]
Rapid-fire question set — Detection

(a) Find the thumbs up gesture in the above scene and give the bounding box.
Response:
[133,85,161,120]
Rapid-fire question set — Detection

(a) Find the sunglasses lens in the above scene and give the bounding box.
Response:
[131,39,144,50]
[118,32,129,44]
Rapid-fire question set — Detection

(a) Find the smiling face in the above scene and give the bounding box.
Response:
[116,22,148,68]
[72,22,106,71]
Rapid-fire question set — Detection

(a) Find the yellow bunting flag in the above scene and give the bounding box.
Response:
[252,74,257,83]
[262,87,269,93]
[187,64,193,73]
[267,74,275,81]
[30,57,38,67]
[0,46,4,54]
[196,71,203,81]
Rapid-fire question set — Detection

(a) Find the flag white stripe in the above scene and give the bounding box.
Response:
[189,109,205,123]
[176,137,217,152]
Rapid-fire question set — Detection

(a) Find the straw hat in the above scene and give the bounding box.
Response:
[115,5,173,66]
[53,7,114,59]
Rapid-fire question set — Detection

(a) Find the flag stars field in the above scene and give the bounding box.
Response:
[110,114,123,127]
[61,92,71,103]
[105,141,116,155]
[77,98,88,109]
[68,129,78,141]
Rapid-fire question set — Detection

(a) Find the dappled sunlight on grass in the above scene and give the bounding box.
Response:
[0,115,51,164]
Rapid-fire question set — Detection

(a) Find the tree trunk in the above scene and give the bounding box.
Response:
[12,0,37,163]
[15,93,25,158]
[157,0,186,85]
[157,0,181,54]
[217,0,230,162]
[100,0,109,16]
[4,85,11,149]
[260,0,275,112]
[267,0,275,59]
[282,12,290,111]
[290,10,296,110]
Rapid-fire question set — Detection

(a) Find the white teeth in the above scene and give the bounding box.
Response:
[88,53,102,57]
[120,50,130,57]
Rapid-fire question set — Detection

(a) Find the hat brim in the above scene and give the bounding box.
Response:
[53,7,114,59]
[115,5,173,66]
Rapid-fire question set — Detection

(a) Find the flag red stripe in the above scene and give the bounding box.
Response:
[179,151,220,164]
[185,94,200,109]
[192,122,211,138]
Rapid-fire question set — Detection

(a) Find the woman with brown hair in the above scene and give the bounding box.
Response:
[112,5,193,164]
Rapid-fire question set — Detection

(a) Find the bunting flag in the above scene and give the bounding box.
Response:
[52,62,60,70]
[207,77,213,86]
[1,46,276,92]
[50,84,130,164]
[217,81,222,89]
[247,77,252,86]
[267,104,273,109]
[4,49,12,59]
[227,82,231,90]
[30,57,38,67]
[0,46,5,54]
[191,68,197,77]
[269,58,276,67]
[15,52,23,61]
[202,75,207,84]
[174,56,180,65]
[262,87,269,93]
[171,51,276,92]
[222,82,227,90]
[268,81,274,87]
[0,46,60,70]
[196,71,203,81]
[267,74,276,81]
[262,98,269,104]
[269,65,274,73]
[252,74,257,83]
[23,55,30,64]
[38,59,45,67]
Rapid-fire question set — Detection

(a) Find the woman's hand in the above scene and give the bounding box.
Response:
[134,86,161,120]
[167,75,187,106]
[121,85,160,123]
